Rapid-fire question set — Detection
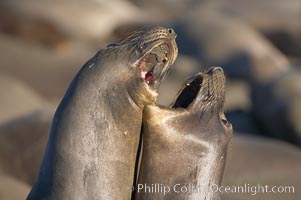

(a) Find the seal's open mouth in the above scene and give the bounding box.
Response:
[172,75,203,109]
[138,43,171,89]
[170,67,231,127]
[171,67,226,110]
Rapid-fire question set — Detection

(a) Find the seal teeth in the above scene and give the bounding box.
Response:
[145,71,154,84]
[138,42,172,87]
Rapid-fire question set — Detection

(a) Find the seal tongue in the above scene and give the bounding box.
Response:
[145,72,153,83]
[139,54,165,85]
[139,44,171,88]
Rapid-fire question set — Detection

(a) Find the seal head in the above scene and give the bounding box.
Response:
[137,67,232,200]
[106,26,178,106]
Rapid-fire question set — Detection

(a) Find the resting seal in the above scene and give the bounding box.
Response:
[27,26,178,200]
[222,135,301,200]
[0,110,51,186]
[136,67,232,200]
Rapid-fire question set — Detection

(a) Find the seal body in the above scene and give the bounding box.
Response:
[27,26,178,200]
[136,67,232,200]
[0,111,51,185]
[223,135,301,200]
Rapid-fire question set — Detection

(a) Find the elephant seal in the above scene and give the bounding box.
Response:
[136,67,232,200]
[222,134,301,200]
[0,173,31,200]
[0,110,52,185]
[27,26,178,200]
[251,70,301,145]
[177,9,289,81]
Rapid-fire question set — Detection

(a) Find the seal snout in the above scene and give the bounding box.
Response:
[202,66,226,104]
[132,27,178,90]
[208,66,223,74]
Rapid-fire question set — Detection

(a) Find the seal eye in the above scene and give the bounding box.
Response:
[221,119,231,127]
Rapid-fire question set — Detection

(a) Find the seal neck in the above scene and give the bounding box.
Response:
[187,145,227,200]
[28,55,146,199]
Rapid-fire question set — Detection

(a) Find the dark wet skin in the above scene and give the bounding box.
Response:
[27,26,178,200]
[136,67,232,200]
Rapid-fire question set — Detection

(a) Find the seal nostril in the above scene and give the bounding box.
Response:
[208,67,223,74]
[214,67,223,72]
[207,67,214,74]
